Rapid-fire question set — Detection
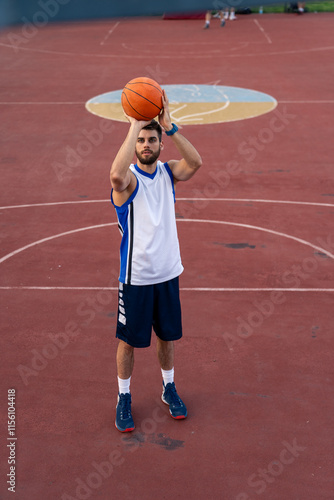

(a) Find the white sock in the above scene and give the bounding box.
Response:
[118,376,131,394]
[161,368,174,386]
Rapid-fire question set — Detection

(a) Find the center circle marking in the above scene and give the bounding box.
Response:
[85,84,277,125]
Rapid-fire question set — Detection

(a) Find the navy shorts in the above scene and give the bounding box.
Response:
[116,277,182,348]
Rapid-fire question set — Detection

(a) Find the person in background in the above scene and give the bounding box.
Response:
[203,10,226,29]
[297,1,305,13]
[224,7,237,20]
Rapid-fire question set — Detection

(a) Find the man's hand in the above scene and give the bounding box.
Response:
[158,90,173,132]
[124,113,152,129]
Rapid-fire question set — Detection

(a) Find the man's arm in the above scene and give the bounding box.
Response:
[110,116,150,192]
[159,91,202,182]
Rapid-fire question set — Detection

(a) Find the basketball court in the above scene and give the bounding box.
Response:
[1,11,334,500]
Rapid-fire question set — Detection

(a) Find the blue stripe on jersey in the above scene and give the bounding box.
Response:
[164,162,176,202]
[111,179,139,283]
[126,202,134,284]
[118,206,130,283]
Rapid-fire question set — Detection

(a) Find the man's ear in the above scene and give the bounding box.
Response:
[160,141,164,150]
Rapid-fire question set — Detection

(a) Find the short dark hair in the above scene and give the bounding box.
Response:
[142,120,162,142]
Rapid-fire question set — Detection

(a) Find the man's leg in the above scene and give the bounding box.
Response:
[117,339,135,379]
[204,11,211,28]
[219,10,226,27]
[156,338,174,370]
[115,340,135,432]
[157,338,187,419]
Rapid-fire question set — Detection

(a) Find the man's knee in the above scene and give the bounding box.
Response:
[119,339,134,349]
[117,340,135,357]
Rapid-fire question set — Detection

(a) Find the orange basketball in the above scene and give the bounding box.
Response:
[121,77,163,120]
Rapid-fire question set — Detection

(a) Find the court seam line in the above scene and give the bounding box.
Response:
[1,198,334,210]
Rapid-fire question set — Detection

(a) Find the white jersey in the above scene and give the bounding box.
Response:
[112,161,184,285]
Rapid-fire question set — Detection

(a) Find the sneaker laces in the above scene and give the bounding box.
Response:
[119,394,132,418]
[165,383,182,407]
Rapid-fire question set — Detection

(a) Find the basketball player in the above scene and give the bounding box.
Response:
[110,90,202,432]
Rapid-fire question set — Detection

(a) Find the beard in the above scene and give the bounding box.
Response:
[135,148,161,165]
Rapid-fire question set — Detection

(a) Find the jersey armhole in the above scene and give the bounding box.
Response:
[111,175,139,211]
[164,162,176,203]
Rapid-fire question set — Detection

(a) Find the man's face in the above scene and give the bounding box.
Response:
[135,129,162,165]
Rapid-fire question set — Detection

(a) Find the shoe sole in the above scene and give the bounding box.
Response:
[115,396,135,432]
[115,421,135,432]
[161,395,187,419]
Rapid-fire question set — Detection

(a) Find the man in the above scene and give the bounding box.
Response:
[203,10,226,29]
[110,90,202,432]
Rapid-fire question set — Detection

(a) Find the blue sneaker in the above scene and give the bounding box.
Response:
[161,382,187,419]
[115,393,135,432]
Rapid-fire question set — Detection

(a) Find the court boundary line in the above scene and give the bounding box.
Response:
[1,286,333,292]
[253,19,272,44]
[0,102,84,105]
[100,21,120,45]
[1,197,334,210]
[0,101,333,106]
[0,41,333,59]
[279,100,334,104]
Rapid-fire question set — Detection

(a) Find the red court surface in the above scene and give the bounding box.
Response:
[1,12,334,500]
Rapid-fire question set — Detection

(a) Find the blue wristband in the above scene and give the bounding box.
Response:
[165,123,178,136]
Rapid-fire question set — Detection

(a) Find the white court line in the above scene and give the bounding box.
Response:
[0,102,83,105]
[100,21,120,45]
[121,42,224,54]
[176,198,334,208]
[0,100,333,107]
[0,223,117,264]
[0,286,333,292]
[0,286,119,291]
[0,200,108,210]
[278,100,334,104]
[0,41,333,58]
[178,219,334,260]
[1,198,334,211]
[253,19,272,44]
[1,219,334,266]
[170,104,187,122]
[182,288,334,292]
[177,95,230,123]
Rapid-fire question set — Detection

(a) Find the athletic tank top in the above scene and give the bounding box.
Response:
[111,161,184,285]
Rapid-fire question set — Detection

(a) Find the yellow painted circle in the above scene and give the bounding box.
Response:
[86,84,277,125]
